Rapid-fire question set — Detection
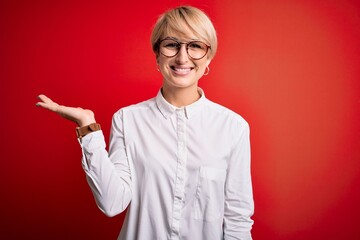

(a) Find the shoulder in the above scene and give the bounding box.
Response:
[204,98,249,128]
[204,99,250,144]
[112,97,157,120]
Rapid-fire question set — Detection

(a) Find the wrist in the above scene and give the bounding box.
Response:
[78,117,96,127]
[76,123,101,139]
[77,109,96,127]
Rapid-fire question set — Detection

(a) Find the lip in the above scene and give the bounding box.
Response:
[170,66,195,76]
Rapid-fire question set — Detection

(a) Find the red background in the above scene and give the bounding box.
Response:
[1,0,359,239]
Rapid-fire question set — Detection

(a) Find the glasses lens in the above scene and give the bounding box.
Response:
[159,39,209,59]
[187,41,208,59]
[160,39,180,57]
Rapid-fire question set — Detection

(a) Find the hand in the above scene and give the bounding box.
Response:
[36,94,96,127]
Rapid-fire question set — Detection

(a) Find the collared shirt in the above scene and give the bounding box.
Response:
[80,88,254,240]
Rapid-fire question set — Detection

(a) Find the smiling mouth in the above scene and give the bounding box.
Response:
[170,66,194,74]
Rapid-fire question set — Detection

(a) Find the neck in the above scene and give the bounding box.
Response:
[161,85,201,107]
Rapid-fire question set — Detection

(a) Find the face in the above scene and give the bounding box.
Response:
[156,32,211,91]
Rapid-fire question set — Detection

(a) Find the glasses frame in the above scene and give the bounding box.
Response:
[158,37,211,60]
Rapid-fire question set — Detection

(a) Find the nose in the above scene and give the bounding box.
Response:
[175,44,189,63]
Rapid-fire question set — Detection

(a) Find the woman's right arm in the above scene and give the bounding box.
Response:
[80,110,132,216]
[36,95,132,216]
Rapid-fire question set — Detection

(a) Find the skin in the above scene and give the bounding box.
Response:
[36,31,211,125]
[157,33,211,107]
[36,95,95,127]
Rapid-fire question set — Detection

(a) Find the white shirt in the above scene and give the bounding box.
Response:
[80,89,254,240]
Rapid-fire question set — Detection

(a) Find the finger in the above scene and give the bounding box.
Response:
[36,94,59,112]
[37,94,54,104]
[36,101,57,112]
[35,101,47,108]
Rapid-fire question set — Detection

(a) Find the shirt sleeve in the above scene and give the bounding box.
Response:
[223,121,254,240]
[80,110,132,217]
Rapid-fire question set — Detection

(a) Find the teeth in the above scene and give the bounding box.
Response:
[174,67,191,72]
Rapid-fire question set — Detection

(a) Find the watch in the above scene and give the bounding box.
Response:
[76,123,101,139]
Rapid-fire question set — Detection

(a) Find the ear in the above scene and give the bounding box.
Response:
[156,55,160,65]
[206,58,211,67]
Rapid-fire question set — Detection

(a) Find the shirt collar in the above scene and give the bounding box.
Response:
[156,88,206,119]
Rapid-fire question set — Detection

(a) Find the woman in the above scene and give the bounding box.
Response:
[36,6,254,240]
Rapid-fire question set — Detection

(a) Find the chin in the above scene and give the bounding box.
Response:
[167,79,198,89]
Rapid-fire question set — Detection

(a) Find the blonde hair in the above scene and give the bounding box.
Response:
[151,6,218,59]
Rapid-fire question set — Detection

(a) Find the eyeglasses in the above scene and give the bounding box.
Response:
[158,37,211,60]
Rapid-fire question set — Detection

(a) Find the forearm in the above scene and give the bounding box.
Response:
[224,122,254,239]
[223,186,254,240]
[80,131,132,217]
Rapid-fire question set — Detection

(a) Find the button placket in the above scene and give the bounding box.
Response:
[170,109,187,240]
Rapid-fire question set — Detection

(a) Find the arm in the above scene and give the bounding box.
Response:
[223,122,254,240]
[36,95,132,217]
[81,110,132,216]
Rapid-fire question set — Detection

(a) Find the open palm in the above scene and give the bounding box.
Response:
[36,94,96,127]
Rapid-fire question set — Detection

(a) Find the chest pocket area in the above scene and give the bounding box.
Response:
[192,166,227,222]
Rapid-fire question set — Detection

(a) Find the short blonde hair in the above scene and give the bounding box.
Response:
[151,6,218,59]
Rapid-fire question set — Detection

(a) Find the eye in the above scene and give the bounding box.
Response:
[188,42,206,50]
[163,41,180,49]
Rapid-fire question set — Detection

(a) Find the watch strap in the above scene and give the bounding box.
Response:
[76,123,101,139]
